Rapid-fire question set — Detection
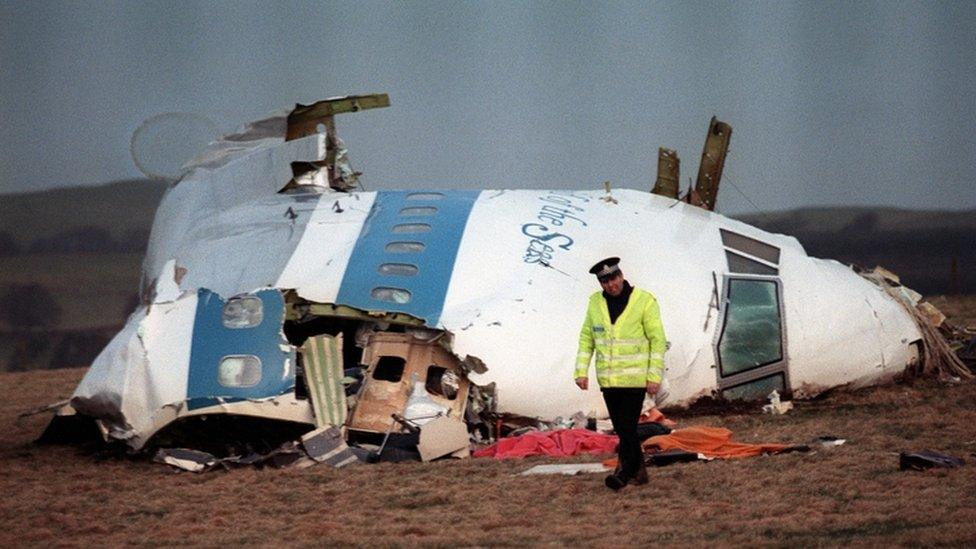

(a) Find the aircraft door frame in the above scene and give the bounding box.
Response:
[712,273,790,399]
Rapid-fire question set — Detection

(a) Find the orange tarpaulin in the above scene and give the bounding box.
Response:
[643,426,793,458]
[604,426,796,468]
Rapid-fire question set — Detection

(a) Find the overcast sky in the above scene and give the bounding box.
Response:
[1,0,974,215]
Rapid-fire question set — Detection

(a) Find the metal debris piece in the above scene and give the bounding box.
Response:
[153,448,218,473]
[652,148,680,199]
[811,436,846,449]
[284,94,389,191]
[859,267,973,380]
[600,181,618,204]
[762,389,793,415]
[917,302,947,329]
[518,463,610,476]
[417,416,469,462]
[694,116,732,211]
[300,334,348,428]
[286,94,391,141]
[18,399,70,419]
[899,449,966,471]
[300,425,359,468]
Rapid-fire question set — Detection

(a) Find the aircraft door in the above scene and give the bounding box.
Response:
[713,275,790,400]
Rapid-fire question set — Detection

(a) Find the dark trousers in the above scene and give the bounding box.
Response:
[602,387,646,480]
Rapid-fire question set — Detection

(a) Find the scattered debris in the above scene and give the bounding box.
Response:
[859,266,973,380]
[417,416,470,461]
[347,331,469,433]
[811,436,847,449]
[645,448,707,467]
[301,425,359,468]
[153,448,218,473]
[762,389,794,415]
[600,181,618,204]
[693,116,732,211]
[18,399,70,420]
[651,148,680,199]
[899,450,966,471]
[917,302,947,329]
[519,463,610,476]
[301,335,348,428]
[636,421,672,442]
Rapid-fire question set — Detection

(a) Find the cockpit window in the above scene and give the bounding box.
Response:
[720,229,781,264]
[725,251,778,276]
[718,279,783,376]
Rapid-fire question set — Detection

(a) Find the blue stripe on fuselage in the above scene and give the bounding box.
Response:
[185,288,294,410]
[336,190,480,326]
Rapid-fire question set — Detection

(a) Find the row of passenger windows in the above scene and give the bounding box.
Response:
[370,193,446,304]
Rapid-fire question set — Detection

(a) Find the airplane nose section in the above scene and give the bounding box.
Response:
[784,258,922,394]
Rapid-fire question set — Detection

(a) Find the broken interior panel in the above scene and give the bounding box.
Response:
[348,331,468,433]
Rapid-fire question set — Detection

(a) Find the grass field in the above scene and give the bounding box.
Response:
[1,297,974,546]
[0,252,142,331]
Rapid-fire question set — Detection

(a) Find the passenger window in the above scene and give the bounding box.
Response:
[399,206,437,216]
[718,279,783,376]
[385,241,425,253]
[392,223,431,234]
[406,192,444,201]
[371,287,412,303]
[218,355,262,387]
[377,263,419,276]
[222,296,264,329]
[722,373,785,400]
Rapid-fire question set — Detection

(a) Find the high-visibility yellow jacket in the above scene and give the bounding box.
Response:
[574,288,667,387]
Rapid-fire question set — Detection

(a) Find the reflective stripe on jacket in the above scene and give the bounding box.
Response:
[574,287,667,387]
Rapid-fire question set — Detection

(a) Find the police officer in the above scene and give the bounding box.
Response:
[574,257,667,491]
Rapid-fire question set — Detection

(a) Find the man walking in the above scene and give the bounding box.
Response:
[574,257,667,491]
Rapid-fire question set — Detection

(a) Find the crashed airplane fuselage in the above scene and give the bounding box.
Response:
[70,99,922,449]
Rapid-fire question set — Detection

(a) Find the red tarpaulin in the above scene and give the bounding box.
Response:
[473,428,619,459]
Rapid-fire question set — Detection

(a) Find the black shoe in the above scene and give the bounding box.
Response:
[604,474,627,491]
[629,465,648,486]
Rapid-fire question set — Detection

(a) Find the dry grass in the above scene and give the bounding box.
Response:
[2,300,976,547]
